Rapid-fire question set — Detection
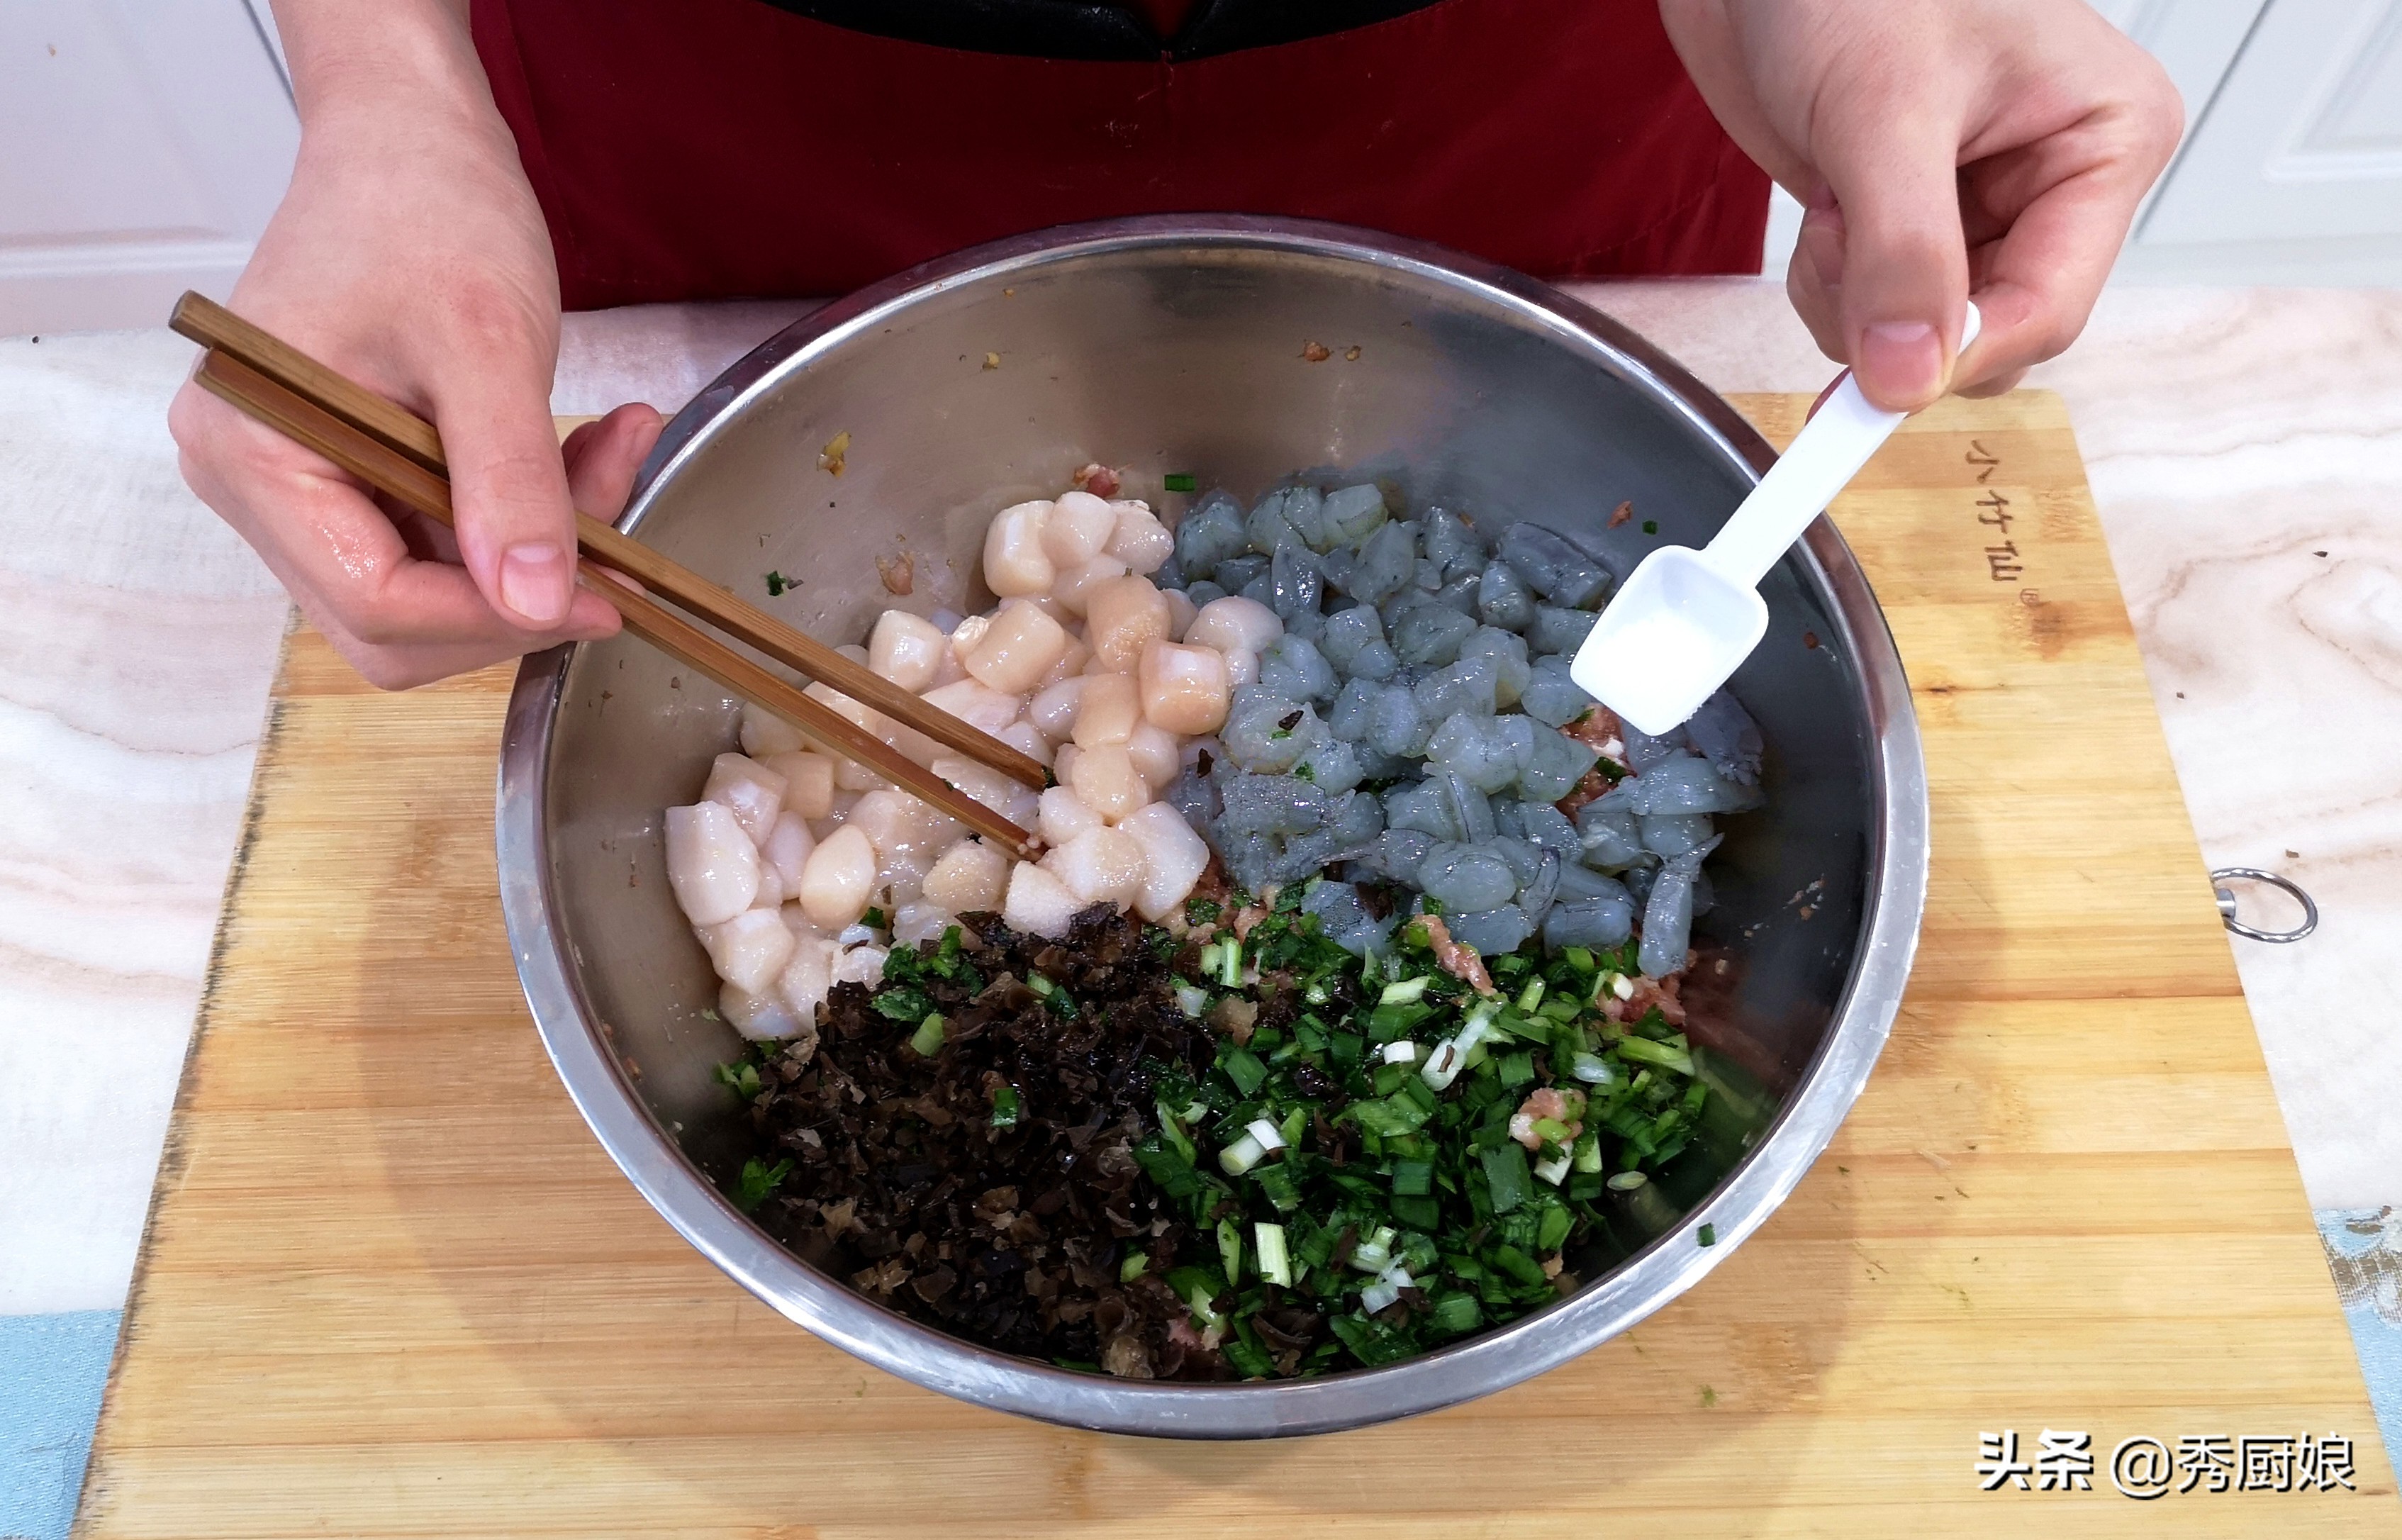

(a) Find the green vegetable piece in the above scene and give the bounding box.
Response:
[1223,1337,1275,1379]
[1698,1223,1718,1247]
[1217,1218,1244,1285]
[1481,1142,1531,1215]
[988,1085,1021,1129]
[1391,1193,1442,1231]
[1219,1045,1269,1096]
[1186,894,1222,926]
[1253,1162,1305,1213]
[764,570,796,596]
[907,1012,946,1056]
[1390,1159,1434,1197]
[732,1156,791,1212]
[1617,1036,1695,1076]
[1490,1244,1548,1287]
[1641,519,1659,535]
[1497,1050,1536,1088]
[1429,1293,1482,1336]
[1536,1200,1573,1252]
[1120,1250,1150,1282]
[1164,472,1198,493]
[861,906,888,930]
[873,986,934,1022]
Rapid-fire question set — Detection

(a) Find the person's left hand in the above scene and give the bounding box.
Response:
[1660,0,2184,411]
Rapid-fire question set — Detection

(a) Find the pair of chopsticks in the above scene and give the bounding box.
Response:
[169,292,1044,859]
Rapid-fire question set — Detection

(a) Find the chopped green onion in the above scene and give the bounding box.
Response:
[1573,1130,1604,1173]
[988,1085,1021,1128]
[1532,1150,1571,1186]
[1156,1099,1197,1161]
[1186,1282,1222,1328]
[1697,1223,1717,1247]
[1173,983,1210,1018]
[1305,980,1330,1005]
[1348,1224,1397,1273]
[1026,973,1055,997]
[1616,1037,1695,1076]
[1120,1250,1150,1281]
[1163,472,1198,493]
[1515,978,1546,1012]
[1254,1222,1293,1286]
[1379,976,1429,1005]
[1607,1170,1650,1193]
[1244,1116,1287,1154]
[1219,937,1244,987]
[1569,1051,1616,1084]
[1217,1217,1244,1283]
[1390,1159,1434,1196]
[1359,1263,1414,1315]
[1430,1293,1482,1334]
[1220,1047,1268,1096]
[908,1012,946,1057]
[1380,1039,1421,1065]
[1219,1129,1270,1176]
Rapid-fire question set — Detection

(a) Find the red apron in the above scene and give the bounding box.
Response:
[471,0,1768,311]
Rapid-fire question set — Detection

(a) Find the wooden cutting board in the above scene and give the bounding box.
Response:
[77,392,2394,1537]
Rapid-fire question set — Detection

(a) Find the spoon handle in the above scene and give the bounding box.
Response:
[1701,302,1982,592]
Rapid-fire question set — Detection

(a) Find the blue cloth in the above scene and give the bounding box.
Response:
[2318,1208,2402,1491]
[0,1310,119,1540]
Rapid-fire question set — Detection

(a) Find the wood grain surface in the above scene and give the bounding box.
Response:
[76,393,2396,1536]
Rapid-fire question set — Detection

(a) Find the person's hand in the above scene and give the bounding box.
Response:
[1661,0,2183,409]
[169,0,637,688]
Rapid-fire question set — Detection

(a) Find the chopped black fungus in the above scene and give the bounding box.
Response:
[737,907,1229,1380]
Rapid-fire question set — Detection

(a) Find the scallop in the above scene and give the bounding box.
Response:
[797,824,877,930]
[1117,802,1211,922]
[760,811,815,892]
[720,979,805,1042]
[1028,676,1086,741]
[918,678,1024,737]
[1072,671,1142,747]
[1042,825,1145,910]
[664,802,759,925]
[698,907,798,995]
[830,944,890,988]
[1136,638,1231,735]
[739,700,808,759]
[1051,554,1128,618]
[1183,594,1284,657]
[1037,784,1105,846]
[1002,859,1083,939]
[1067,744,1148,823]
[1083,575,1173,671]
[759,751,835,821]
[1038,635,1093,687]
[1125,722,1180,789]
[868,610,946,691]
[891,901,956,947]
[961,601,1069,695]
[922,837,1009,913]
[997,719,1053,766]
[700,752,786,844]
[983,500,1055,596]
[1041,489,1119,566]
[1105,501,1175,574]
[774,934,840,1027]
[929,754,1041,830]
[1161,585,1197,642]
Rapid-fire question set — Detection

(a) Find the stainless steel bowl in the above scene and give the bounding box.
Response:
[498,216,1926,1438]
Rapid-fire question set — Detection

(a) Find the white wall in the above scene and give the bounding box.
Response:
[0,1,296,337]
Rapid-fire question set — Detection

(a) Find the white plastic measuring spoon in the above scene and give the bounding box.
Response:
[1571,303,1983,737]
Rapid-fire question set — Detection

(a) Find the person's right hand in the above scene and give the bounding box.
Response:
[169,0,624,688]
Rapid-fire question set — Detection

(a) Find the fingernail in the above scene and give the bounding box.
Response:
[1858,321,1944,407]
[500,543,570,626]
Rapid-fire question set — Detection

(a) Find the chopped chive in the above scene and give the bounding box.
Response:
[1697,1223,1717,1247]
[1379,976,1430,1005]
[1217,1217,1244,1284]
[1254,1222,1293,1286]
[1164,472,1197,493]
[907,1012,946,1056]
[1120,1250,1150,1281]
[1641,519,1659,535]
[988,1085,1021,1128]
[1480,1143,1531,1214]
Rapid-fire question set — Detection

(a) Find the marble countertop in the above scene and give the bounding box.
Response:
[1,282,2395,1531]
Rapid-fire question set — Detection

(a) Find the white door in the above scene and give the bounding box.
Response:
[2134,0,2402,277]
[0,1,297,336]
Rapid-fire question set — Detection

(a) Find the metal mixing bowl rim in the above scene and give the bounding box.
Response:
[497,214,1928,1439]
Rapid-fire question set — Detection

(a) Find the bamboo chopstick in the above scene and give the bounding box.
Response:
[167,292,1048,793]
[190,347,1041,859]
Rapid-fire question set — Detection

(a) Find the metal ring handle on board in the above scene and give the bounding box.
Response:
[2212,867,2319,944]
